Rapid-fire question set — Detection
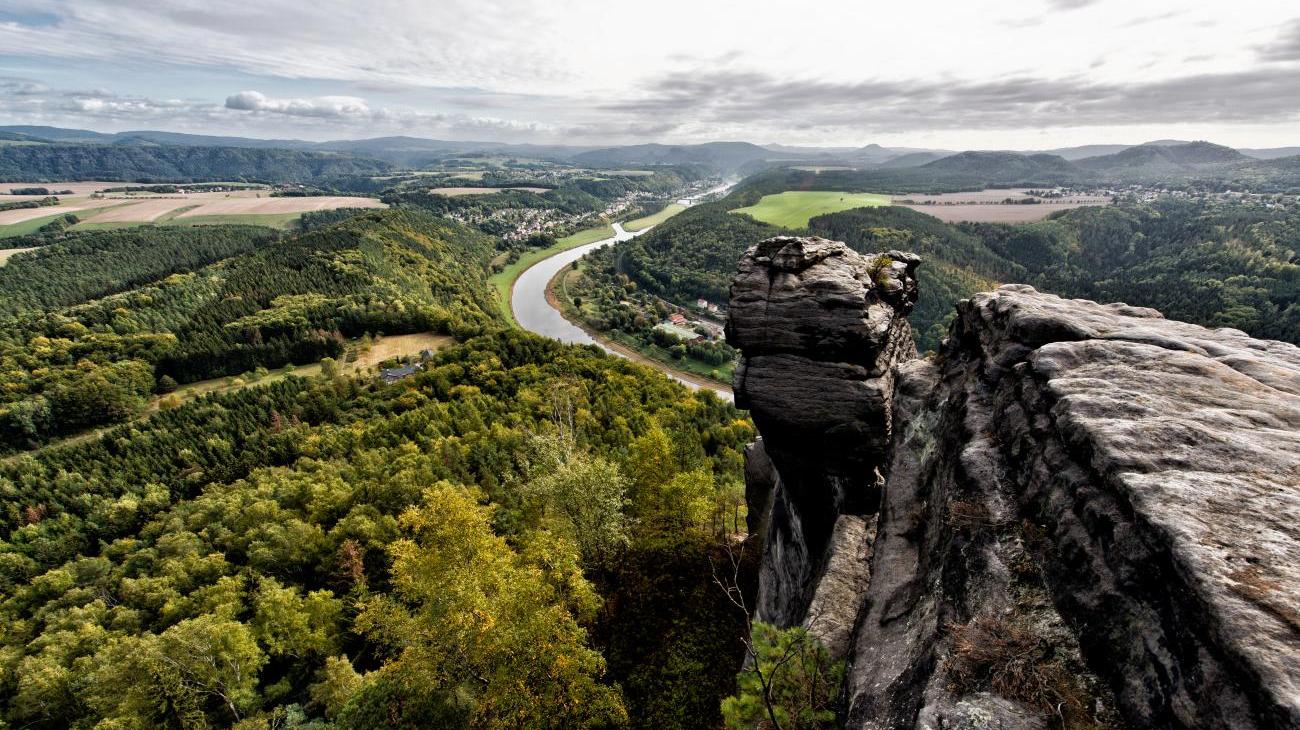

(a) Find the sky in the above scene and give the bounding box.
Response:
[0,0,1298,149]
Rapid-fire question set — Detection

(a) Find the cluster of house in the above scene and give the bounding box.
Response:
[1107,185,1298,207]
[655,311,724,343]
[695,298,722,315]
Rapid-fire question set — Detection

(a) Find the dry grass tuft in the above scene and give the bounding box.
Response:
[946,614,1097,727]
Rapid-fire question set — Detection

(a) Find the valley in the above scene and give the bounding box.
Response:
[0,121,1296,730]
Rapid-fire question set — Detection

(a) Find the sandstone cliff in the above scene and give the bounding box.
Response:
[727,236,1300,729]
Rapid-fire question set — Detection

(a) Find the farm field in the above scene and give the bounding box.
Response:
[0,193,386,234]
[173,195,384,218]
[897,201,1109,223]
[894,188,1110,222]
[0,246,36,266]
[1,181,123,196]
[166,213,308,230]
[0,199,120,225]
[623,202,686,232]
[732,190,891,228]
[81,197,199,223]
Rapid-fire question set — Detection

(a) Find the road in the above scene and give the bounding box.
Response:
[511,185,736,400]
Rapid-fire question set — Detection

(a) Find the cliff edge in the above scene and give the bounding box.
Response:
[727,236,1300,729]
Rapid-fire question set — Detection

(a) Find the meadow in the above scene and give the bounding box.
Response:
[731,190,891,227]
[623,202,686,232]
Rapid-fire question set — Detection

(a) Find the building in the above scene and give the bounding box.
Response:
[379,363,422,383]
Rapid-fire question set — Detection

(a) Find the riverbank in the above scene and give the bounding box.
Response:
[487,222,615,326]
[545,264,733,398]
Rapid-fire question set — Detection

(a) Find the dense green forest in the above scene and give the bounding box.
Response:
[605,192,1300,352]
[966,201,1300,342]
[0,202,759,728]
[0,211,498,450]
[0,144,392,183]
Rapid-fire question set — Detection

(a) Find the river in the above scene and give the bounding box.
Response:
[511,183,736,399]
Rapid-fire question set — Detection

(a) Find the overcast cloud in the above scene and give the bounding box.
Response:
[0,0,1296,147]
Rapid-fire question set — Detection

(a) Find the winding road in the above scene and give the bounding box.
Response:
[510,185,736,400]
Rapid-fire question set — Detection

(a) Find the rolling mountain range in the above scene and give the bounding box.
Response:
[1,125,1298,187]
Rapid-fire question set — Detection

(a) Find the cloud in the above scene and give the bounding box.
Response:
[1046,0,1099,10]
[225,90,372,119]
[1258,19,1300,62]
[605,66,1300,135]
[0,76,47,95]
[0,1,1296,146]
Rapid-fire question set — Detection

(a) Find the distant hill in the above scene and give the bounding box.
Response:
[0,125,115,143]
[316,136,599,166]
[1035,144,1135,160]
[0,131,50,144]
[920,151,1083,181]
[572,141,775,172]
[0,144,392,182]
[1077,141,1248,175]
[112,130,316,149]
[876,151,944,168]
[1241,147,1300,160]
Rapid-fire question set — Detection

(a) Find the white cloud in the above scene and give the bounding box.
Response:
[225,90,372,118]
[0,0,1296,146]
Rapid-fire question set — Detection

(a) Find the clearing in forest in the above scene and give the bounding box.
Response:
[732,190,891,228]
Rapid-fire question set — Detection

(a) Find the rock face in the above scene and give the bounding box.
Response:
[729,238,1300,729]
[726,236,920,625]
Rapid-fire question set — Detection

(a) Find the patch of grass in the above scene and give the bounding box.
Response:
[487,222,614,326]
[0,211,69,238]
[731,190,890,228]
[162,212,304,230]
[0,204,125,237]
[623,203,686,232]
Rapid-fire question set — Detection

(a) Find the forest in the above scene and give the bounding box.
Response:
[611,190,1300,352]
[0,211,498,450]
[0,202,764,729]
[0,144,392,183]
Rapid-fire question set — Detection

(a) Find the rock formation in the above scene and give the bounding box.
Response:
[726,236,920,625]
[727,236,1300,729]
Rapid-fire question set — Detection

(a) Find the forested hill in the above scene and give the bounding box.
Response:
[0,209,498,450]
[613,191,1300,351]
[0,197,756,728]
[0,143,392,183]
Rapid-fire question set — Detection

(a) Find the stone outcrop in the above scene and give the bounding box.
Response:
[729,237,1300,729]
[726,236,920,625]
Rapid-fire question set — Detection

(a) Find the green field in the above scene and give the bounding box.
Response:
[0,211,73,238]
[163,212,306,230]
[731,190,891,228]
[623,203,686,232]
[487,222,615,326]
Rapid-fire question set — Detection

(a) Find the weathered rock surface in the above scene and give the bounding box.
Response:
[729,238,1300,729]
[727,236,920,624]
